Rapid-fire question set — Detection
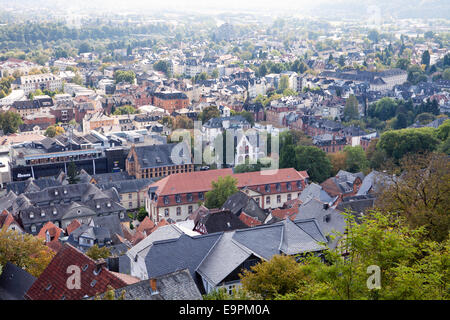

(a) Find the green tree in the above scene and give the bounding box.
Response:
[0,111,23,134]
[240,255,305,299]
[136,207,148,222]
[343,145,369,173]
[343,95,359,121]
[394,113,408,129]
[44,125,65,138]
[278,75,289,92]
[396,58,410,70]
[421,50,430,68]
[205,176,238,209]
[240,211,450,300]
[442,68,450,81]
[198,105,220,123]
[0,228,55,277]
[85,245,111,260]
[376,153,450,242]
[114,70,136,84]
[113,105,138,115]
[293,146,332,183]
[67,161,80,184]
[72,73,83,85]
[378,127,440,161]
[368,97,397,121]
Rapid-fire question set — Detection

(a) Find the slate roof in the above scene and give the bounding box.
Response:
[195,210,248,234]
[126,224,188,261]
[203,115,250,129]
[196,232,252,287]
[0,262,36,300]
[356,170,391,196]
[25,244,127,300]
[298,183,335,204]
[98,269,202,300]
[91,172,134,184]
[296,199,346,249]
[7,178,62,195]
[222,191,268,223]
[131,142,192,169]
[98,178,153,194]
[144,218,327,289]
[91,215,125,239]
[337,194,376,217]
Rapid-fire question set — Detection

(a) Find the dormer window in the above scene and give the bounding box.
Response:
[41,210,45,217]
[30,212,34,219]
[107,202,111,207]
[31,225,36,233]
[265,184,270,192]
[163,196,169,205]
[276,183,281,192]
[82,264,89,271]
[297,181,302,189]
[54,190,58,196]
[53,209,57,215]
[63,189,67,194]
[175,194,181,203]
[96,204,100,209]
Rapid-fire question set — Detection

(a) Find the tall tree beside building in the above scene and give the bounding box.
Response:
[205,176,238,209]
[67,161,80,184]
[421,50,431,68]
[343,95,359,121]
[0,111,23,134]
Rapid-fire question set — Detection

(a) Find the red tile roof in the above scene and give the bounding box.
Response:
[110,272,140,285]
[131,231,145,246]
[66,219,81,235]
[239,212,263,227]
[152,168,309,205]
[25,244,127,300]
[136,216,155,235]
[0,210,20,230]
[37,221,63,240]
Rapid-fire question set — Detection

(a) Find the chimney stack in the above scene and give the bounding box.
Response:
[149,278,159,295]
[95,258,107,273]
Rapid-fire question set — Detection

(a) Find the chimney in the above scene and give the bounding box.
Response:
[149,278,159,295]
[94,258,107,273]
[323,203,329,210]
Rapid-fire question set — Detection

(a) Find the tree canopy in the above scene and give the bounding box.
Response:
[205,176,238,209]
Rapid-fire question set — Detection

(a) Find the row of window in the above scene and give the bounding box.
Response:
[259,193,296,205]
[164,192,204,205]
[163,205,193,217]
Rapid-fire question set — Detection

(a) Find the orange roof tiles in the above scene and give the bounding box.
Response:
[66,219,81,235]
[136,216,155,235]
[110,272,140,285]
[152,168,309,196]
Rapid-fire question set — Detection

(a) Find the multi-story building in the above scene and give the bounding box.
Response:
[152,91,189,114]
[146,168,309,223]
[0,58,41,78]
[313,134,347,153]
[126,142,193,179]
[12,73,62,95]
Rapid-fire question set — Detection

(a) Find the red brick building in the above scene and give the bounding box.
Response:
[152,91,189,114]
